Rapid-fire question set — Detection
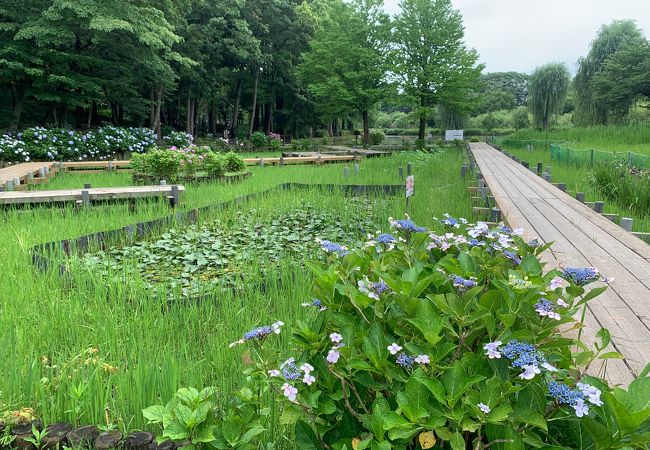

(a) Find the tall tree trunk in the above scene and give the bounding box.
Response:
[150,85,163,138]
[247,66,260,139]
[186,86,193,135]
[10,84,25,130]
[543,115,549,130]
[209,101,217,135]
[231,78,242,138]
[362,110,370,144]
[193,98,199,137]
[327,121,333,137]
[86,101,93,129]
[418,96,426,140]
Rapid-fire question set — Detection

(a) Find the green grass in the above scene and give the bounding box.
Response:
[501,124,650,154]
[0,149,473,434]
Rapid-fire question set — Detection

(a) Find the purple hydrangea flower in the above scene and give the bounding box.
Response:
[534,298,561,320]
[390,218,427,233]
[503,250,522,265]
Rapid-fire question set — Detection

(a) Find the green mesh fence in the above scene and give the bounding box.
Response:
[492,137,650,169]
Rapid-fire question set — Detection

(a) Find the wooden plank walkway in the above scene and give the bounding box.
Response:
[470,142,649,387]
[0,162,57,188]
[0,185,185,205]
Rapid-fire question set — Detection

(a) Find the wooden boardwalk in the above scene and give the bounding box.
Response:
[0,185,184,205]
[0,162,57,189]
[470,142,649,387]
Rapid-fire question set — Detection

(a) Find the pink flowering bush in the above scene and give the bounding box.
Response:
[145,215,650,448]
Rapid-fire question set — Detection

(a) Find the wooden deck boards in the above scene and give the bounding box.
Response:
[0,162,56,185]
[0,185,185,205]
[470,142,649,387]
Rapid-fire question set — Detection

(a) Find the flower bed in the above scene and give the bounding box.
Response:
[0,126,157,162]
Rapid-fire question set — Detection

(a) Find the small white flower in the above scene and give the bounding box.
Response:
[326,348,340,364]
[281,383,298,402]
[387,343,402,355]
[300,363,314,374]
[541,362,558,372]
[483,341,502,359]
[519,364,541,380]
[268,369,281,377]
[302,373,316,385]
[329,333,343,343]
[477,402,491,414]
[414,355,430,365]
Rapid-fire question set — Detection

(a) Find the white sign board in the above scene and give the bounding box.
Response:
[445,130,464,141]
[406,175,415,198]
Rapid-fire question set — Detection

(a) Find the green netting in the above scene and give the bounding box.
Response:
[550,144,650,168]
[492,137,650,169]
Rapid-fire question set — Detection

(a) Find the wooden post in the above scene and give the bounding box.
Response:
[84,183,91,189]
[171,185,180,206]
[343,167,350,178]
[399,167,404,180]
[354,162,360,173]
[536,162,543,175]
[81,190,90,207]
[545,165,551,175]
[461,164,468,178]
[279,156,284,166]
[407,162,412,175]
[620,217,633,232]
[38,167,46,178]
[490,207,502,222]
[317,155,322,165]
[576,192,585,203]
[258,157,264,167]
[159,179,167,186]
[5,180,14,191]
[522,161,529,169]
[593,201,605,213]
[13,177,20,188]
[557,183,566,192]
[469,162,476,172]
[478,179,487,199]
[27,171,34,184]
[108,161,114,172]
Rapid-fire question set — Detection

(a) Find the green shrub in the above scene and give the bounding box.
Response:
[269,139,281,151]
[142,149,181,180]
[291,139,311,152]
[590,162,650,216]
[251,131,268,148]
[224,151,246,172]
[369,130,385,145]
[313,129,325,138]
[414,138,426,150]
[202,152,225,178]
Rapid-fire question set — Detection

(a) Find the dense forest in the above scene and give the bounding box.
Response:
[2,2,649,141]
[0,0,482,141]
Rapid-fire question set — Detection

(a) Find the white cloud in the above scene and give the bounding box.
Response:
[383,0,650,74]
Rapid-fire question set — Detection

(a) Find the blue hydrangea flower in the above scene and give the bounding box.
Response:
[229,321,283,347]
[390,217,427,233]
[547,381,584,406]
[501,340,547,368]
[562,267,600,285]
[317,239,349,256]
[377,233,396,244]
[503,250,522,265]
[452,275,477,292]
[528,239,540,248]
[396,352,415,369]
[534,298,561,320]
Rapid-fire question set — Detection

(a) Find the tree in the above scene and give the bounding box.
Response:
[591,40,650,120]
[574,20,646,125]
[392,0,482,140]
[528,63,570,130]
[476,72,528,114]
[298,0,390,143]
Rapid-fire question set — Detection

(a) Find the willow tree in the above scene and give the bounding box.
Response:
[392,0,482,140]
[528,63,570,130]
[574,20,646,125]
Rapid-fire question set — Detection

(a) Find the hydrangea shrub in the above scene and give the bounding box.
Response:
[228,215,650,449]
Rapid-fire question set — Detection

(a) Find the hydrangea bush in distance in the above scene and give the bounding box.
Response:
[230,215,650,449]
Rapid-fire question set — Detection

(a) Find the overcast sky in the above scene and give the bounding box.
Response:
[383,0,650,74]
